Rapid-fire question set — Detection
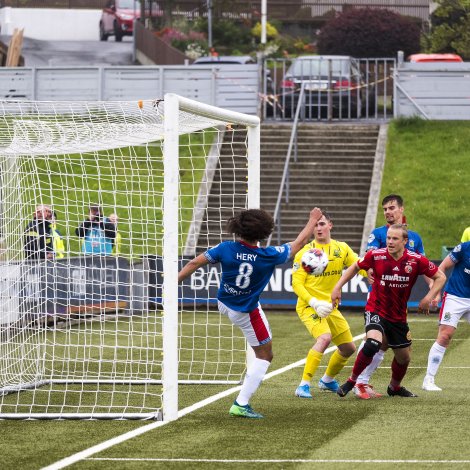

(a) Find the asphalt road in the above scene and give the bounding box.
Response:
[1,35,135,67]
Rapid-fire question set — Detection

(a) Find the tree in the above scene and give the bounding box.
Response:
[423,0,470,59]
[317,8,421,58]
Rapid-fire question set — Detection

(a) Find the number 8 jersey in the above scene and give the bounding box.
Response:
[204,240,292,313]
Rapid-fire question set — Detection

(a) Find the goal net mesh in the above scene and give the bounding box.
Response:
[0,99,252,419]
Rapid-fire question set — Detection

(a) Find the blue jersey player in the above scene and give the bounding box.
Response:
[367,194,425,255]
[423,242,470,391]
[178,207,323,419]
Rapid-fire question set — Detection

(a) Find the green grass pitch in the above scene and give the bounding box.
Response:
[3,310,470,469]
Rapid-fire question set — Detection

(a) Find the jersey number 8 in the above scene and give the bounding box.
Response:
[235,262,253,289]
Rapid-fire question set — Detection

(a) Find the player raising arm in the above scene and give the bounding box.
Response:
[178,207,322,419]
[331,224,446,398]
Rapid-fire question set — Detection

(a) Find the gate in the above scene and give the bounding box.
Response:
[263,57,396,121]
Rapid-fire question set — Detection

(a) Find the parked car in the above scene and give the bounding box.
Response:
[280,55,376,119]
[100,0,139,42]
[100,0,161,42]
[408,53,463,63]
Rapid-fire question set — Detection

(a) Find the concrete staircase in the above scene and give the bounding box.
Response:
[192,123,379,254]
[262,123,379,252]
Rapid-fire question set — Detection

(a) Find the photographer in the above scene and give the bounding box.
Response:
[76,204,116,255]
[24,204,55,260]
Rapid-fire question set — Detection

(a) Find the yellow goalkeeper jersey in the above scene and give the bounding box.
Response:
[292,239,360,315]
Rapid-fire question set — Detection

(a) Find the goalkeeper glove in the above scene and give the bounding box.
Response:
[309,297,333,318]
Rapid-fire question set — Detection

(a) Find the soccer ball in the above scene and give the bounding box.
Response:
[301,248,329,275]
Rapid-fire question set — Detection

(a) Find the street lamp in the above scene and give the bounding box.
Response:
[207,0,213,48]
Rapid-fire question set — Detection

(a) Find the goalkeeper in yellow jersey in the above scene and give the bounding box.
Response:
[293,211,363,398]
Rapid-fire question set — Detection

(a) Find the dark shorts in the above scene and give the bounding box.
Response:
[364,311,412,349]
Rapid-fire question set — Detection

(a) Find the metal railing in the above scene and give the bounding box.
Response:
[264,57,396,122]
[267,82,306,247]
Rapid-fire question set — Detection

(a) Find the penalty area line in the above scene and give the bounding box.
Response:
[42,333,365,470]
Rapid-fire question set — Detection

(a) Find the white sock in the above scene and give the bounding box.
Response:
[356,349,385,384]
[426,342,447,377]
[236,358,270,406]
[320,375,334,383]
[300,379,310,387]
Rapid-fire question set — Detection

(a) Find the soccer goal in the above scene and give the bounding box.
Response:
[0,94,260,420]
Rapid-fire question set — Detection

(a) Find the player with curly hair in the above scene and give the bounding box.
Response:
[178,207,322,419]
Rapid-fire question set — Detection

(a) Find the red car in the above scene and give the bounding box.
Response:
[100,0,140,42]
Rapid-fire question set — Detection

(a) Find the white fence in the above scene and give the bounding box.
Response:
[0,65,260,114]
[394,62,470,120]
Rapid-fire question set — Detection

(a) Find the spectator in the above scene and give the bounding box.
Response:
[108,213,121,255]
[51,211,65,259]
[76,205,116,255]
[24,204,54,260]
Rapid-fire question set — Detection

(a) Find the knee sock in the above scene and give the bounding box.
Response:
[300,349,323,385]
[426,342,447,377]
[324,349,349,380]
[390,357,408,389]
[236,358,270,406]
[350,349,374,382]
[357,350,385,384]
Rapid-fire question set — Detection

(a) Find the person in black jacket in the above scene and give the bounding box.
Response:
[24,205,55,260]
[75,204,116,255]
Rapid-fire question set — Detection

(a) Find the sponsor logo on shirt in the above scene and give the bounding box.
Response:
[374,255,387,260]
[382,274,410,282]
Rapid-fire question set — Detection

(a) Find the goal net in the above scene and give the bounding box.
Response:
[0,95,260,420]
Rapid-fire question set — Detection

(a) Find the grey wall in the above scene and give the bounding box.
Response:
[394,62,470,120]
[0,65,260,115]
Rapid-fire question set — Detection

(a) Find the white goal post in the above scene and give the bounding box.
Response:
[0,94,260,420]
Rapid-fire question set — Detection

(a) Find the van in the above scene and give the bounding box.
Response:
[408,53,463,63]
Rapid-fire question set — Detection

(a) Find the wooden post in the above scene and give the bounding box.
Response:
[6,28,24,67]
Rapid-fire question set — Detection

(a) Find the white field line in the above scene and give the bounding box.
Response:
[41,333,365,470]
[87,458,470,464]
